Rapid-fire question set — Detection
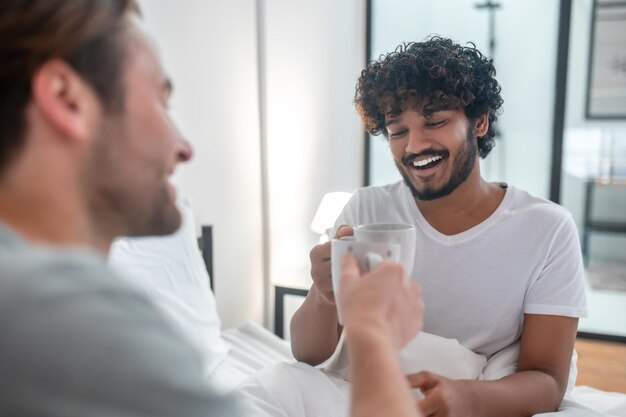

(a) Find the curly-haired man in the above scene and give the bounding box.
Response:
[292,37,587,416]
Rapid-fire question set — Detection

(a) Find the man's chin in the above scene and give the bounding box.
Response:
[398,170,442,200]
[406,183,437,200]
[153,207,183,236]
[397,163,464,201]
[414,187,453,201]
[126,203,182,238]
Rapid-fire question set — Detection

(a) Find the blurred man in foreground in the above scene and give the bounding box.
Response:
[0,1,424,416]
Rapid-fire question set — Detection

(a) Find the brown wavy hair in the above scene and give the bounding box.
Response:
[0,0,140,174]
[355,36,503,158]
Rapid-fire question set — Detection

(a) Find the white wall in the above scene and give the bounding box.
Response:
[369,0,560,199]
[262,0,364,294]
[139,0,265,329]
[139,0,364,329]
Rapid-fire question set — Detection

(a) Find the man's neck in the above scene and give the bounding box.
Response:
[0,187,112,256]
[415,170,505,236]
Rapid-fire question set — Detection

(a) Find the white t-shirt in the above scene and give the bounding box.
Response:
[333,181,587,357]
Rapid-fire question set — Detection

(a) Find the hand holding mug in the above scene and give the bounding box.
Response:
[330,223,416,323]
[309,225,353,305]
[339,254,424,349]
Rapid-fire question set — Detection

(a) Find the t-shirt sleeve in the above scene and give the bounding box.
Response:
[524,214,588,318]
[0,261,242,417]
[329,191,360,238]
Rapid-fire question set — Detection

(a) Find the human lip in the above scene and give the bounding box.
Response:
[165,166,178,183]
[166,178,177,200]
[165,168,177,194]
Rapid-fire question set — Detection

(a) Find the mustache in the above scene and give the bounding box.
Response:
[402,150,449,167]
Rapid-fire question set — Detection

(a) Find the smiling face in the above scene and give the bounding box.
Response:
[84,17,192,238]
[386,107,484,201]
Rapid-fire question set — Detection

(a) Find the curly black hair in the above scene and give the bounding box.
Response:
[355,36,503,158]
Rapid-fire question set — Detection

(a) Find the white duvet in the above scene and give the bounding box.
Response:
[109,201,625,417]
[234,330,626,417]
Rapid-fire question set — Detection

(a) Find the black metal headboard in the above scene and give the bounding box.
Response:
[197,223,313,339]
[197,225,214,291]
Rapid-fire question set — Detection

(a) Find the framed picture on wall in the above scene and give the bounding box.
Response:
[586,0,626,119]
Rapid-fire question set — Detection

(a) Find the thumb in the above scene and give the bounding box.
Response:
[408,281,421,298]
[335,225,354,239]
[418,394,438,417]
[407,371,440,391]
[339,253,360,292]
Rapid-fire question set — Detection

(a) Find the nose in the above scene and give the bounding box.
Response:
[177,139,193,163]
[405,129,432,155]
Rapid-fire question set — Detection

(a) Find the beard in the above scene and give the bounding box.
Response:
[396,126,478,201]
[83,119,182,240]
[122,181,182,237]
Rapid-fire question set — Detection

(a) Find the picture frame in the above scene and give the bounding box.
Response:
[586,0,626,119]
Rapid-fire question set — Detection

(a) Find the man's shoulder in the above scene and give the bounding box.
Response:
[0,243,139,307]
[507,185,574,226]
[0,242,227,415]
[0,261,240,417]
[352,180,408,202]
[0,241,173,349]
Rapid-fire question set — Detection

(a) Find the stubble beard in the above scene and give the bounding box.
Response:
[84,119,182,241]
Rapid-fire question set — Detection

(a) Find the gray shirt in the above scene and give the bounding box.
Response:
[0,225,241,416]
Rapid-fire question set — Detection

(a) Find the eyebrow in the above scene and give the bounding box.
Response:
[384,118,399,127]
[423,105,450,116]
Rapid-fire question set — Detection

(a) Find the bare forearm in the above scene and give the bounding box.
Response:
[348,322,421,417]
[290,286,341,365]
[468,370,564,417]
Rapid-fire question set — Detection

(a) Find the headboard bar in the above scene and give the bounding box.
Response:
[198,225,214,291]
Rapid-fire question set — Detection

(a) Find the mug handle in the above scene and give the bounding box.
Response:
[364,252,384,271]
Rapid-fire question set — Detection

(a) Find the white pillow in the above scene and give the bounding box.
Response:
[324,331,486,383]
[108,199,229,377]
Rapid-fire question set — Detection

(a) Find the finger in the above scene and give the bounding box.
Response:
[408,281,421,298]
[310,241,332,263]
[334,225,354,239]
[310,257,332,279]
[370,260,405,284]
[417,394,440,417]
[407,371,439,390]
[310,258,331,283]
[339,253,360,289]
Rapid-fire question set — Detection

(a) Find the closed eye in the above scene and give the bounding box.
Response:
[388,129,408,139]
[425,120,446,128]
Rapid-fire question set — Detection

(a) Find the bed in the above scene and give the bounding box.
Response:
[108,200,626,417]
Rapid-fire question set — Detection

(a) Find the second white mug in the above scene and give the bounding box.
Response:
[330,236,400,324]
[353,222,416,274]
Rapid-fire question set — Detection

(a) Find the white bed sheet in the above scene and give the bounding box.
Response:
[222,325,626,417]
[210,321,294,393]
[568,387,626,417]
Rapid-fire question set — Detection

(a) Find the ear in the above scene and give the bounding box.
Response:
[473,113,489,137]
[31,59,101,143]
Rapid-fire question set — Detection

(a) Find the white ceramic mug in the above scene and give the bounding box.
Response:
[331,236,400,324]
[353,223,416,275]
